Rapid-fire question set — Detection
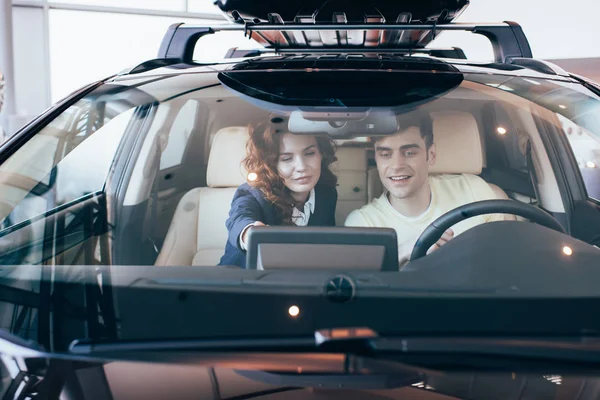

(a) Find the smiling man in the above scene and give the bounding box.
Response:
[345,114,511,267]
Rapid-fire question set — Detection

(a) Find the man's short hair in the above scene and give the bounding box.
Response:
[371,111,434,149]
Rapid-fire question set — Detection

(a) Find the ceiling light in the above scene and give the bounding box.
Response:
[288,305,300,317]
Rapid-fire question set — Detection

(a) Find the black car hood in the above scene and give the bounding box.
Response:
[3,338,599,400]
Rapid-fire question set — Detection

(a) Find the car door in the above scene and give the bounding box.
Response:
[543,91,600,248]
[556,116,600,247]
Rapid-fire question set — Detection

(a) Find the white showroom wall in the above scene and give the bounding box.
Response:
[3,0,600,136]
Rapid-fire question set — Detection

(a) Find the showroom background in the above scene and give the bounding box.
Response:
[1,0,599,138]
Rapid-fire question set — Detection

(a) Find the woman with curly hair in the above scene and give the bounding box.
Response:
[219,123,338,268]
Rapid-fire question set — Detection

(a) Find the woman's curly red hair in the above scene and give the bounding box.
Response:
[243,123,337,225]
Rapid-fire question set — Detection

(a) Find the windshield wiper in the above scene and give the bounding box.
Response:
[69,336,316,354]
[70,327,600,367]
[374,336,600,365]
[69,327,378,354]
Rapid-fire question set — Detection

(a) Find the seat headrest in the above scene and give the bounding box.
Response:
[207,126,250,187]
[330,147,367,172]
[429,111,483,175]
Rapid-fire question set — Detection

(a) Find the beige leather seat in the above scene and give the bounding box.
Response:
[331,147,368,225]
[367,165,384,202]
[430,110,510,201]
[367,111,512,202]
[155,126,249,266]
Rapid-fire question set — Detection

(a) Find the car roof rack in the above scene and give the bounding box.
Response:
[224,46,468,59]
[157,20,532,65]
[506,58,569,77]
[213,0,471,27]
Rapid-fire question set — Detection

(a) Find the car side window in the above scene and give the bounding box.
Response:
[0,99,132,229]
[159,100,199,170]
[0,97,137,266]
[558,114,600,201]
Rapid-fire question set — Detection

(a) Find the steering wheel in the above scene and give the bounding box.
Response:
[410,200,566,261]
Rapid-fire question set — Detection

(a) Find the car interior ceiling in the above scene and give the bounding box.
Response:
[106,89,563,267]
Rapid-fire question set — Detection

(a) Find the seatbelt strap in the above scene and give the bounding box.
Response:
[525,140,541,206]
[147,131,169,254]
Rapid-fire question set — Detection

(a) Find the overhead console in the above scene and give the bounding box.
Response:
[217,66,463,138]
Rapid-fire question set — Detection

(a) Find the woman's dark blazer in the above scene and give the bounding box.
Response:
[218,183,337,268]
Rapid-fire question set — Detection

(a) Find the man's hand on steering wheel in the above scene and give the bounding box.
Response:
[409,200,566,263]
[427,228,454,254]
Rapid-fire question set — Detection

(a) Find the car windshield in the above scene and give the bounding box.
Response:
[2,64,600,348]
[1,67,599,266]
